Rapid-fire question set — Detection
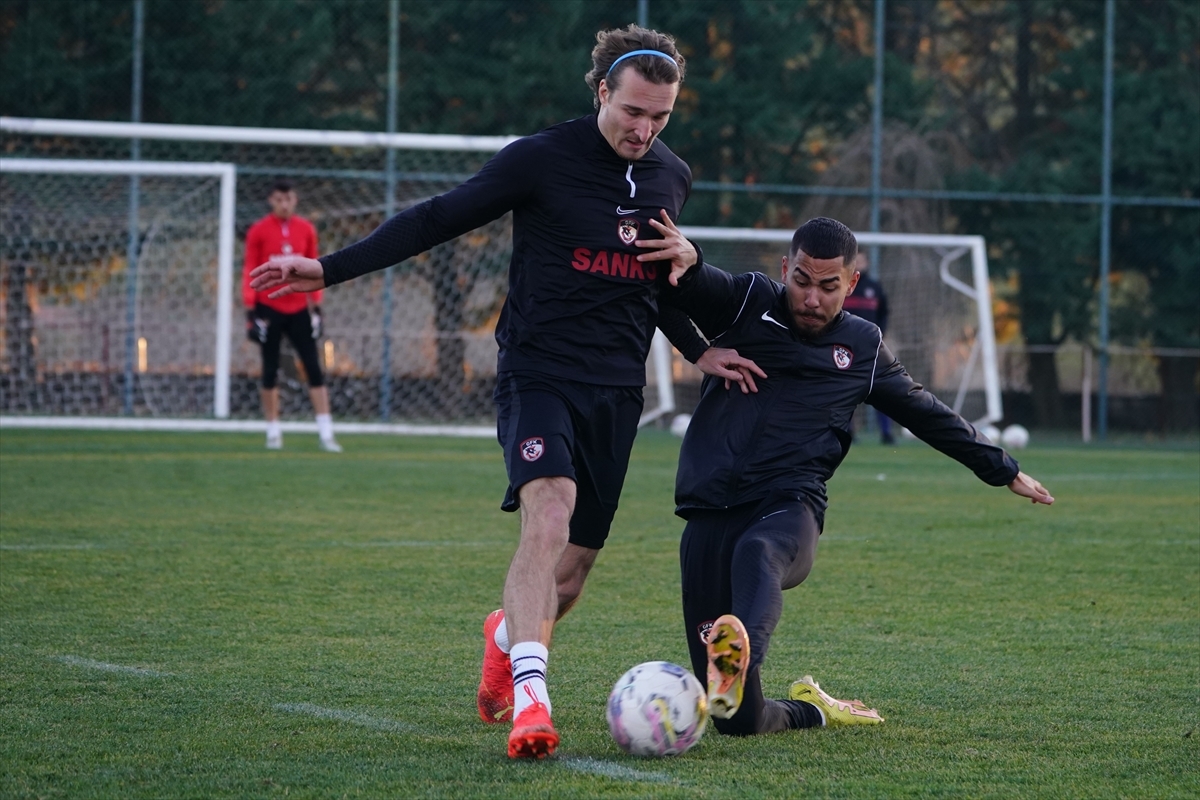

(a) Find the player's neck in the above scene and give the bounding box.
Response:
[272,212,292,222]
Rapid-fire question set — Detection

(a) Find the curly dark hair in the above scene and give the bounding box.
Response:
[584,24,686,109]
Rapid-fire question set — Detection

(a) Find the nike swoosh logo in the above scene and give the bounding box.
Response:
[761,310,788,329]
[616,206,640,215]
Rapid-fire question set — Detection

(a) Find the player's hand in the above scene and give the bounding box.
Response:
[249,255,325,299]
[1007,471,1054,505]
[310,305,323,339]
[246,310,268,345]
[696,347,768,394]
[636,210,697,287]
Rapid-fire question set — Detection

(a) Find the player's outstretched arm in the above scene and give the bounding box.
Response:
[1008,471,1054,505]
[249,255,326,299]
[696,347,768,394]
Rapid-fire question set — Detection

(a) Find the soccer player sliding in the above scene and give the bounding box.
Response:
[645,215,1054,736]
[250,25,760,759]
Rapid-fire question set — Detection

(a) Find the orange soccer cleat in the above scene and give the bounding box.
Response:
[477,609,514,724]
[507,700,559,759]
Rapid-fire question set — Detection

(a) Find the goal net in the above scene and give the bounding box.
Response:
[1,159,236,419]
[677,227,1002,426]
[1,118,996,431]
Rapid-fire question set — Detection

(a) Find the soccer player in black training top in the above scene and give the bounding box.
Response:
[648,215,1054,736]
[250,25,763,759]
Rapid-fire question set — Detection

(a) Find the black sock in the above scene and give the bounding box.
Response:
[778,699,824,729]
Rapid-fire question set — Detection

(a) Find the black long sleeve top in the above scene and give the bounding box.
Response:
[667,263,1019,521]
[318,115,697,387]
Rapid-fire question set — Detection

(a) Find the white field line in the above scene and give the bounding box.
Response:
[0,415,495,438]
[54,655,172,677]
[1041,472,1198,481]
[274,702,417,733]
[1,543,99,551]
[561,756,678,784]
[327,540,497,548]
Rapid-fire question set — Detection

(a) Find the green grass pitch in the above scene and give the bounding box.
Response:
[1,428,1197,798]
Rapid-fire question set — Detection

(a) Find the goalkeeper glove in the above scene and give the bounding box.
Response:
[310,305,323,339]
[247,310,268,345]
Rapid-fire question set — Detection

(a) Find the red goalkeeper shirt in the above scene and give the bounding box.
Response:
[243,213,322,314]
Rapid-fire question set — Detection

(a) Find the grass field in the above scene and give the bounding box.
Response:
[1,428,1197,798]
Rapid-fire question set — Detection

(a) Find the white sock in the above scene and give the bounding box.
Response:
[493,617,511,654]
[510,641,550,717]
[316,413,334,441]
[266,420,282,439]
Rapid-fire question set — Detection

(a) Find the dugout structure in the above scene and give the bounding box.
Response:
[1,117,998,432]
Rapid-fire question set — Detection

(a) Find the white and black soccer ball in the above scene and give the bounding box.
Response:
[1001,424,1030,449]
[669,413,692,438]
[606,661,708,757]
[979,423,1002,445]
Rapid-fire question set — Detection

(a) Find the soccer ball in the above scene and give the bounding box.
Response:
[1001,424,1030,449]
[669,413,692,437]
[979,423,1002,445]
[606,661,708,757]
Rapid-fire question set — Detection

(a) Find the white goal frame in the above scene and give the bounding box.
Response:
[0,118,998,433]
[0,156,238,418]
[679,226,1002,425]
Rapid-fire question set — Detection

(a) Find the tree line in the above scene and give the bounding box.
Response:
[2,0,1196,427]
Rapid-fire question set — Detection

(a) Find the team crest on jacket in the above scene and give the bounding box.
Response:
[832,345,853,370]
[520,437,544,462]
[618,218,639,245]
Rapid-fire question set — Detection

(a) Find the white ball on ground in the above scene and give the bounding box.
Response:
[670,413,692,437]
[1001,424,1030,449]
[979,424,1002,445]
[607,661,708,757]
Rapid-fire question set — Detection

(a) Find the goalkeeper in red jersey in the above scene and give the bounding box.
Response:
[243,180,340,452]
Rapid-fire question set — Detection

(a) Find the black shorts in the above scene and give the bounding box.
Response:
[494,372,644,550]
[257,303,324,389]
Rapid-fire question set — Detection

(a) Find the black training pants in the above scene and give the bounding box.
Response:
[257,304,324,389]
[680,495,821,735]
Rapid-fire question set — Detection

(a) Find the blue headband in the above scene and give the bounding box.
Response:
[606,49,677,77]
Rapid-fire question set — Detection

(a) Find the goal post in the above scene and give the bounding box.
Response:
[1,117,998,433]
[678,226,1003,426]
[1,157,237,418]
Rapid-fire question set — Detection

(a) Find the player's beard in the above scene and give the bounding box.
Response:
[787,298,833,338]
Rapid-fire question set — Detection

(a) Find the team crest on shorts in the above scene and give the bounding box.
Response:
[520,437,544,462]
[832,345,853,370]
[618,218,639,245]
[697,620,714,644]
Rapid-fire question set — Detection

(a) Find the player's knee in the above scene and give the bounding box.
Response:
[735,535,796,578]
[781,553,814,590]
[517,477,575,538]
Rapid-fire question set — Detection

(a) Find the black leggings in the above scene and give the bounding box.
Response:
[258,304,324,389]
[680,496,821,735]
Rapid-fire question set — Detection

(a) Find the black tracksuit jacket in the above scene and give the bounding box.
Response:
[667,263,1020,522]
[318,115,696,387]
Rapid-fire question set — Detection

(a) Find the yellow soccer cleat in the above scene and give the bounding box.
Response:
[706,614,750,719]
[788,676,884,726]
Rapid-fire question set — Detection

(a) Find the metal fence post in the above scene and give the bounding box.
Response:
[637,0,648,28]
[868,0,886,271]
[123,0,144,416]
[380,0,400,420]
[1097,0,1115,440]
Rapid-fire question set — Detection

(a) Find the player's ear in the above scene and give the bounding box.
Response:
[780,255,789,282]
[598,79,611,106]
[846,265,861,294]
